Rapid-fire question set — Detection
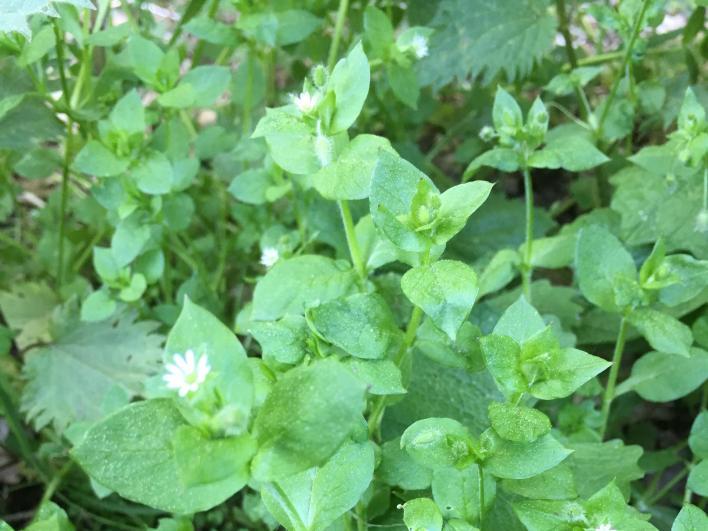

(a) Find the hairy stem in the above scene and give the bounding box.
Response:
[57,119,74,288]
[596,0,651,139]
[600,316,628,439]
[521,166,534,302]
[327,0,349,71]
[338,199,366,282]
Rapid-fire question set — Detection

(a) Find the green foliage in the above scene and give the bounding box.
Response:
[1,1,707,529]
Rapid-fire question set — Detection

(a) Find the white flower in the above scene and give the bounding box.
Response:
[163,350,211,397]
[292,91,320,114]
[260,246,280,268]
[594,524,616,531]
[411,34,429,59]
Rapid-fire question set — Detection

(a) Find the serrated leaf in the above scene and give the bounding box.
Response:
[21,312,163,432]
[419,0,557,88]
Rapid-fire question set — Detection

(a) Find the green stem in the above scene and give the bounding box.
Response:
[242,49,254,136]
[355,502,367,531]
[645,466,689,506]
[327,0,349,71]
[478,465,486,531]
[52,21,70,107]
[338,199,366,282]
[600,316,628,439]
[555,0,578,68]
[521,166,534,302]
[574,45,683,68]
[596,0,651,139]
[40,461,73,506]
[191,0,220,65]
[57,119,74,288]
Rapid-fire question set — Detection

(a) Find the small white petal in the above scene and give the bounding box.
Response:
[178,385,190,397]
[173,354,190,372]
[184,349,196,370]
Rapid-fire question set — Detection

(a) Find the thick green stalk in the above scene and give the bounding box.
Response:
[338,199,366,282]
[599,316,628,439]
[596,0,651,139]
[521,166,534,302]
[327,0,349,71]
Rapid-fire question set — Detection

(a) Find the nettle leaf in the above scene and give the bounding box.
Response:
[251,256,357,321]
[308,292,399,359]
[575,225,639,313]
[164,298,253,418]
[329,42,370,134]
[312,134,395,200]
[0,282,58,349]
[251,359,366,481]
[0,1,95,37]
[672,504,708,531]
[488,402,550,443]
[401,417,476,470]
[252,108,319,175]
[73,399,254,514]
[689,412,708,460]
[627,308,693,358]
[615,348,708,402]
[419,0,556,88]
[433,464,496,524]
[528,135,609,172]
[261,440,374,531]
[402,498,444,531]
[481,429,571,480]
[402,260,479,341]
[21,312,163,433]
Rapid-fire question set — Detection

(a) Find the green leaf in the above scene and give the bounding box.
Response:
[403,498,443,531]
[656,255,708,307]
[252,108,319,175]
[80,290,117,322]
[24,501,75,531]
[687,460,708,497]
[672,504,708,531]
[308,293,398,359]
[179,65,231,107]
[111,215,151,267]
[237,10,321,47]
[109,89,145,136]
[402,260,479,340]
[528,135,609,171]
[689,412,708,460]
[480,334,527,401]
[252,256,357,321]
[615,348,708,402]
[419,0,556,87]
[73,140,129,177]
[164,298,252,419]
[481,430,572,480]
[21,312,163,433]
[261,441,374,531]
[567,441,644,499]
[252,359,366,481]
[488,402,550,443]
[132,150,173,195]
[493,86,523,134]
[610,165,706,259]
[312,134,394,200]
[501,464,577,500]
[575,225,638,313]
[435,181,494,245]
[329,42,370,133]
[344,358,406,395]
[18,25,56,67]
[378,437,432,490]
[370,150,438,252]
[73,399,252,513]
[250,315,310,366]
[627,308,693,357]
[493,296,546,344]
[433,465,496,524]
[363,6,394,60]
[463,148,520,179]
[401,417,475,470]
[388,62,420,109]
[0,282,58,349]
